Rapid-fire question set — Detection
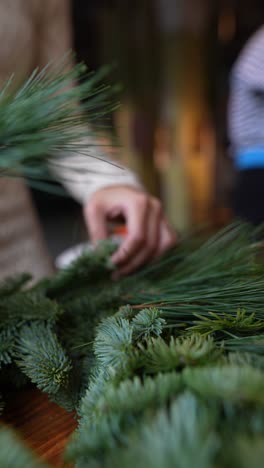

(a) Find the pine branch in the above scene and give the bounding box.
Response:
[124,223,264,318]
[0,224,264,466]
[222,335,264,354]
[188,308,264,337]
[0,59,117,187]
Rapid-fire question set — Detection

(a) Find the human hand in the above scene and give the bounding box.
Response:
[83,185,177,277]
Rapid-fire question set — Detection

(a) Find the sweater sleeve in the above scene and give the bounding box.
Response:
[36,0,142,204]
[49,139,143,204]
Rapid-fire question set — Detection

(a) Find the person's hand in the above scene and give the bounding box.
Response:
[83,185,177,277]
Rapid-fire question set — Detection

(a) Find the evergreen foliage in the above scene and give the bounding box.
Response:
[16,323,72,395]
[45,240,116,301]
[0,222,263,467]
[183,365,264,405]
[0,273,31,299]
[0,326,17,368]
[131,308,166,340]
[0,58,117,191]
[107,393,220,468]
[0,55,263,467]
[94,317,134,370]
[0,291,62,329]
[140,334,220,374]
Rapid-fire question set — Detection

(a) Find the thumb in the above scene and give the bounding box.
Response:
[83,202,108,244]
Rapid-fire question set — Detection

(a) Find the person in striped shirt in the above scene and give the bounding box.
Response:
[228,25,264,224]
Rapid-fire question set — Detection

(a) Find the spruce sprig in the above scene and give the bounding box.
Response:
[15,323,72,395]
[131,308,166,341]
[94,317,134,371]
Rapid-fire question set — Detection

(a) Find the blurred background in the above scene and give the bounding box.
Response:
[32,0,264,259]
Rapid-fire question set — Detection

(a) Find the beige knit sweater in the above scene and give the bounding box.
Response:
[0,0,139,281]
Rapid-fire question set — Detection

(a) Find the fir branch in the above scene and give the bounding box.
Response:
[58,283,121,358]
[100,373,182,418]
[79,367,114,422]
[80,372,182,427]
[0,291,62,329]
[141,335,220,374]
[66,412,123,462]
[0,326,17,368]
[45,240,116,300]
[94,317,134,371]
[15,323,72,396]
[108,392,219,468]
[131,308,166,341]
[114,305,137,321]
[0,273,31,299]
[183,366,264,405]
[223,352,264,370]
[63,281,121,320]
[67,373,182,463]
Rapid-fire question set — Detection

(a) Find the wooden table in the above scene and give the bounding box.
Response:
[2,387,77,467]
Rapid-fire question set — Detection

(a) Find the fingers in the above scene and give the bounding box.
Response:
[83,186,177,278]
[111,192,149,265]
[153,217,178,259]
[83,200,108,243]
[113,214,177,278]
[112,198,167,277]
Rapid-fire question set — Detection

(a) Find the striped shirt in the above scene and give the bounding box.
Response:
[228,26,264,168]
